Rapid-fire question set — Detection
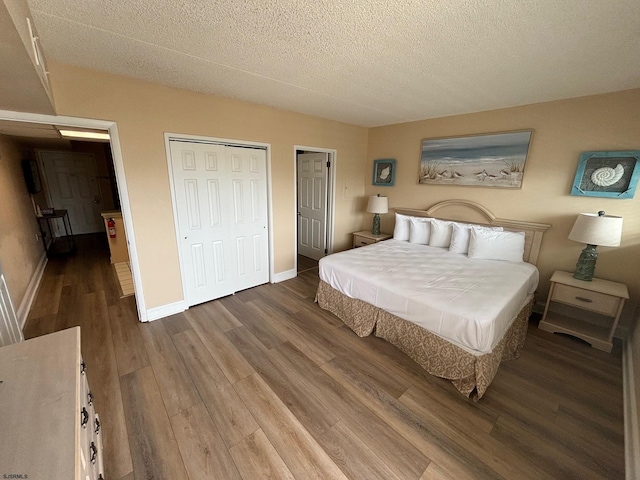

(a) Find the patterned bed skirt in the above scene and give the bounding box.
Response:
[316,280,532,400]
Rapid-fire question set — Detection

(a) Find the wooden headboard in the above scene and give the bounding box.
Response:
[395,200,551,266]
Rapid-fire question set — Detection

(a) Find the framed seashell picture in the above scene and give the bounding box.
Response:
[571,150,640,199]
[373,158,396,186]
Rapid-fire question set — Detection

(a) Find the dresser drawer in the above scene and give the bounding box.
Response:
[552,283,620,316]
[353,235,376,248]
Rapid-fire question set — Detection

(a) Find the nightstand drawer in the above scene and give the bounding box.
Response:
[353,235,376,247]
[552,283,620,316]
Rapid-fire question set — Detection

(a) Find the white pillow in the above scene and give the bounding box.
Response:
[393,213,412,241]
[449,223,504,254]
[468,228,526,262]
[409,218,431,244]
[393,213,411,242]
[393,213,428,241]
[428,219,452,248]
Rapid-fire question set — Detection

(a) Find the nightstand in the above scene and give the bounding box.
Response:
[539,270,628,352]
[352,230,392,248]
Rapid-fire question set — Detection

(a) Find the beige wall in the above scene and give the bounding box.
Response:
[48,62,368,310]
[367,89,640,326]
[0,135,45,309]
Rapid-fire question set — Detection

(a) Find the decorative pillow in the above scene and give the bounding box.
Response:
[449,223,504,254]
[468,228,526,262]
[428,219,453,248]
[409,218,431,244]
[393,213,412,241]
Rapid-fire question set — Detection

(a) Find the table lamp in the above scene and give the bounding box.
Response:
[367,194,388,235]
[568,211,623,281]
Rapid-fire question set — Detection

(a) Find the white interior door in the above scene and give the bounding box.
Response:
[297,152,328,260]
[0,262,23,347]
[170,140,269,307]
[39,151,103,235]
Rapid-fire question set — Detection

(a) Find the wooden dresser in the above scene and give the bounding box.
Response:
[0,327,105,479]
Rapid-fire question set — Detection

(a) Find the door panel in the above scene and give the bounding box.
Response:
[207,179,222,226]
[227,147,269,293]
[170,141,268,307]
[297,152,328,260]
[39,151,103,235]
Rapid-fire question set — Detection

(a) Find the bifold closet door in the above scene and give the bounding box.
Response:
[170,141,269,307]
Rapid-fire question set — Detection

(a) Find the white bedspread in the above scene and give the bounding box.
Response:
[319,239,539,354]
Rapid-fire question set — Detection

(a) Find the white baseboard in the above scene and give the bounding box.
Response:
[17,253,47,328]
[142,300,186,322]
[272,268,296,283]
[623,337,640,480]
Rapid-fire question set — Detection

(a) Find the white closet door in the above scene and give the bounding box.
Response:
[170,141,268,307]
[226,146,269,293]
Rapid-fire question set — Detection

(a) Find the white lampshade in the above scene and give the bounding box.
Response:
[367,195,388,214]
[568,212,623,247]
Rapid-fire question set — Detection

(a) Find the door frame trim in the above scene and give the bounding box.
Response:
[294,145,336,270]
[0,109,146,321]
[164,133,273,308]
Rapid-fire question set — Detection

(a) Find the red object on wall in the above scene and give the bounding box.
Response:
[107,218,116,238]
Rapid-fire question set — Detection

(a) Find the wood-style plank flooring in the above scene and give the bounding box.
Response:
[24,236,625,479]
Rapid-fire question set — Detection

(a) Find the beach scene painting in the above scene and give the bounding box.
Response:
[419,131,532,188]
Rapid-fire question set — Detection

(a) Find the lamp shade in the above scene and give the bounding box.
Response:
[568,212,623,247]
[367,195,388,214]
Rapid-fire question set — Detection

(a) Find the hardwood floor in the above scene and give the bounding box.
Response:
[24,235,625,479]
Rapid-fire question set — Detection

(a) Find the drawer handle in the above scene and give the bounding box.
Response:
[89,442,97,464]
[575,296,593,303]
[81,407,89,428]
[80,361,87,375]
[87,391,93,406]
[359,242,367,245]
[94,416,101,434]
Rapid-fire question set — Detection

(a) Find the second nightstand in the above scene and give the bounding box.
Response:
[539,270,628,352]
[352,230,391,248]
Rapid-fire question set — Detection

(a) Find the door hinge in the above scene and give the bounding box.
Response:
[324,248,328,254]
[326,161,331,168]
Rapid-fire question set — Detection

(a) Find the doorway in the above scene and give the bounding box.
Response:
[295,146,336,266]
[0,109,145,320]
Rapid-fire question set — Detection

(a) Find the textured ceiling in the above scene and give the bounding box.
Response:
[26,0,640,127]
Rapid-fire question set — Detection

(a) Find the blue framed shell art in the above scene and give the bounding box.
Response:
[571,151,640,199]
[373,159,396,186]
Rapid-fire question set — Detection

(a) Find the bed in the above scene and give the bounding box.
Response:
[316,200,550,400]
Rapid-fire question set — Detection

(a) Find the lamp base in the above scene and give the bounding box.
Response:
[573,244,598,281]
[372,213,381,235]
